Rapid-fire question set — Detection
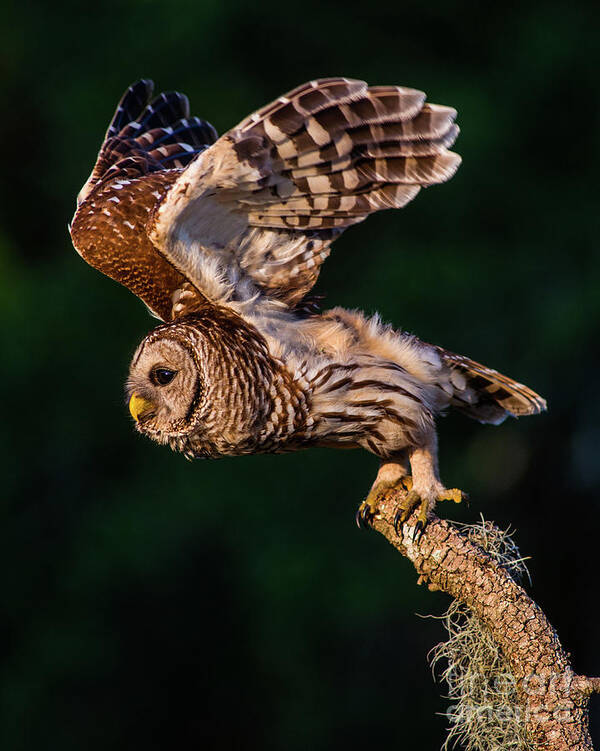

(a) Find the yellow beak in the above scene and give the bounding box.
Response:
[129,393,155,422]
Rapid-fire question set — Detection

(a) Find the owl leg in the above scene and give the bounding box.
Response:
[355,455,411,528]
[394,437,466,539]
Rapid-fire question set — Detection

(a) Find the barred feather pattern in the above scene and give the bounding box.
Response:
[226,78,461,230]
[73,78,460,312]
[149,76,461,305]
[72,78,546,515]
[127,311,427,461]
[128,311,314,459]
[126,306,546,483]
[436,348,547,424]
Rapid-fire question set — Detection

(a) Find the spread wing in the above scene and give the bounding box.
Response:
[150,77,461,305]
[70,80,219,320]
[70,78,459,320]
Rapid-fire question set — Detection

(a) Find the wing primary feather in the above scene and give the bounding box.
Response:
[136,91,190,131]
[77,82,219,205]
[105,79,154,140]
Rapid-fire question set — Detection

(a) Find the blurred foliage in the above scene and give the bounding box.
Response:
[0,0,599,748]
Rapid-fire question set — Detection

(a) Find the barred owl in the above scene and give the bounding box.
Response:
[70,78,545,535]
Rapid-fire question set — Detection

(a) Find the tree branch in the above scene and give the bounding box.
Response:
[370,489,598,750]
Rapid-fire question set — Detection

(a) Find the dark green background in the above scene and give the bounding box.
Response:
[1,1,598,748]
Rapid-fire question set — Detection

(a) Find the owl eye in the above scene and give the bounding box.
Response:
[152,367,177,386]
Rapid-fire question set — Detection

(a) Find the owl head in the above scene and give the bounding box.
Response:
[125,314,278,457]
[126,321,205,446]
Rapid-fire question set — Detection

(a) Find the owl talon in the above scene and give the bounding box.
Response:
[356,477,402,530]
[393,489,422,537]
[400,476,413,492]
[414,500,430,541]
[394,486,468,538]
[355,500,377,529]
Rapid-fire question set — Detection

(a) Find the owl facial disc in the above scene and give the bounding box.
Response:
[126,331,202,440]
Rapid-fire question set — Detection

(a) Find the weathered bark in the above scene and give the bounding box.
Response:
[370,489,599,750]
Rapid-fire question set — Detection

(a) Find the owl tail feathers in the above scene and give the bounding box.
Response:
[439,348,547,425]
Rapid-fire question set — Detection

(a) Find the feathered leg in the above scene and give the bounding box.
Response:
[395,437,465,538]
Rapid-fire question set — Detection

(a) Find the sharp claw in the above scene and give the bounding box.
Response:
[355,508,363,529]
[356,503,375,530]
[413,521,424,542]
[394,511,402,536]
[400,476,413,492]
[393,489,421,538]
[394,509,409,537]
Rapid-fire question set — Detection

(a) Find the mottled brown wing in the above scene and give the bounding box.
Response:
[149,77,461,306]
[70,80,218,320]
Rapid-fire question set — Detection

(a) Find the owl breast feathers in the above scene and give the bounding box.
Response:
[70,78,546,529]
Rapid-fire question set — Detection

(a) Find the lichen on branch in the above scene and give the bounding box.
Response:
[429,519,533,751]
[369,490,599,751]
